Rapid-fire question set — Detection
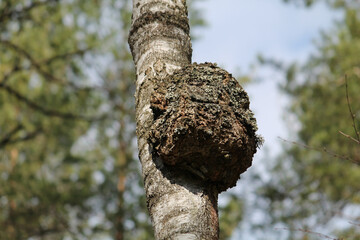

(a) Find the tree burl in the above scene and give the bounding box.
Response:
[149,62,262,192]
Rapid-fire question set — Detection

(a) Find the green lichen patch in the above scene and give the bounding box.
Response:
[149,62,262,192]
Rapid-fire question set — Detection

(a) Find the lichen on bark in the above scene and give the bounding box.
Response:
[149,62,262,192]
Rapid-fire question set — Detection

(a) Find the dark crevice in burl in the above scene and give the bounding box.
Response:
[149,62,263,192]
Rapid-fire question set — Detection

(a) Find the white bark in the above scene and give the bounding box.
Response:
[129,0,219,239]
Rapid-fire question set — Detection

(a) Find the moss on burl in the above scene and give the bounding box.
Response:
[149,62,262,192]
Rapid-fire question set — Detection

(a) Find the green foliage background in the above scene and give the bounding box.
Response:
[1,0,359,240]
[0,0,147,239]
[0,1,230,240]
[255,1,360,239]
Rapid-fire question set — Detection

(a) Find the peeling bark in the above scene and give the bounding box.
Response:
[128,0,261,239]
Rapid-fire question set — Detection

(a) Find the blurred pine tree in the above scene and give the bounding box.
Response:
[257,1,360,239]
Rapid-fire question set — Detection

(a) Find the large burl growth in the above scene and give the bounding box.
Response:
[149,63,262,192]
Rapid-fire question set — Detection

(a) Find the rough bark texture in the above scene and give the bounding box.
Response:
[129,1,219,239]
[149,62,261,192]
[128,0,260,239]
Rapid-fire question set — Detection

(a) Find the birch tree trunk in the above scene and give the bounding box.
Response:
[128,1,261,239]
[128,1,218,239]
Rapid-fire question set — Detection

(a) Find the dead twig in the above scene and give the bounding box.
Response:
[348,221,360,227]
[278,137,358,165]
[344,75,360,142]
[338,131,360,145]
[275,227,344,240]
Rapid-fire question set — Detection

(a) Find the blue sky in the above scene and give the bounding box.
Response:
[192,0,340,158]
[191,1,340,239]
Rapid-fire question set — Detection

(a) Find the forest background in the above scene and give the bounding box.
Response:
[0,0,359,239]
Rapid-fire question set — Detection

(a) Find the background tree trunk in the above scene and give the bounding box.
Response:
[128,0,219,239]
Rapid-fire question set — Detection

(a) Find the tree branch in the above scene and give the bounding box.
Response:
[348,221,360,227]
[275,227,341,240]
[345,75,360,142]
[0,123,43,149]
[338,131,360,145]
[0,0,59,23]
[1,40,66,84]
[0,124,23,147]
[0,129,42,149]
[0,82,105,121]
[278,137,358,165]
[0,40,101,92]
